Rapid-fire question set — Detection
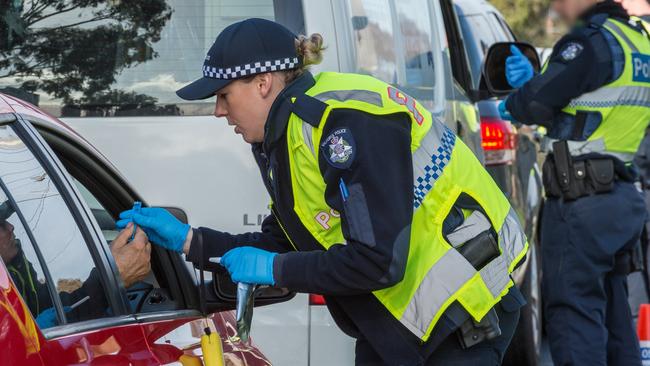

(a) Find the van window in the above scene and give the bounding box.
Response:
[0,124,112,328]
[348,0,398,84]
[0,0,304,117]
[395,0,436,108]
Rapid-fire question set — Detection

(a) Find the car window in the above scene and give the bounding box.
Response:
[0,186,58,329]
[394,0,436,109]
[458,14,498,89]
[489,13,514,42]
[0,0,304,118]
[72,179,161,294]
[0,124,112,328]
[494,13,516,42]
[348,0,398,84]
[74,180,120,242]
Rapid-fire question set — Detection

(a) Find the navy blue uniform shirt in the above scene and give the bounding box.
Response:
[506,1,632,126]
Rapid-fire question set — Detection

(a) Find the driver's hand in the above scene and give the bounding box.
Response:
[111,223,152,288]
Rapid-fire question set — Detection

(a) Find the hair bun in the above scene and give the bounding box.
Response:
[296,33,325,67]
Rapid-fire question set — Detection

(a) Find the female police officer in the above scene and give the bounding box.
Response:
[118,18,528,365]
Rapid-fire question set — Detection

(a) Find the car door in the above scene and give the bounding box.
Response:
[437,0,484,162]
[0,113,159,365]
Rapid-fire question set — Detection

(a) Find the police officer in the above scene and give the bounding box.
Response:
[119,18,528,365]
[499,0,650,365]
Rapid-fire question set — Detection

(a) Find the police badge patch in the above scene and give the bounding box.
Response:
[560,42,584,61]
[322,128,355,169]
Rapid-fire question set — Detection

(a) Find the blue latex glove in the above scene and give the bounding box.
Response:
[116,207,190,253]
[506,45,534,88]
[220,247,277,285]
[35,306,70,329]
[498,100,513,121]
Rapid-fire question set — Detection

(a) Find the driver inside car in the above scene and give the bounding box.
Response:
[0,200,152,329]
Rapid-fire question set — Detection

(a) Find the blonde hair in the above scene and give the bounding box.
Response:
[283,33,325,84]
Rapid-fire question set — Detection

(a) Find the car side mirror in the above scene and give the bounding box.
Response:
[481,42,541,97]
[162,207,188,224]
[205,270,294,309]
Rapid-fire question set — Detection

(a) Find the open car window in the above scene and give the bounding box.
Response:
[0,123,113,329]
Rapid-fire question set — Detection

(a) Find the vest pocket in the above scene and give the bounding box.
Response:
[443,193,500,271]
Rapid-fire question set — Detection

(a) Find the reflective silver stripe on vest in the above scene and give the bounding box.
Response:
[480,208,526,297]
[302,122,315,156]
[499,208,527,267]
[604,20,639,53]
[412,121,456,209]
[542,137,636,162]
[312,89,384,107]
[567,85,650,109]
[480,255,510,297]
[400,249,476,338]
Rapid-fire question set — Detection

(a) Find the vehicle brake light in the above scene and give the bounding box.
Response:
[481,117,517,165]
[309,294,327,306]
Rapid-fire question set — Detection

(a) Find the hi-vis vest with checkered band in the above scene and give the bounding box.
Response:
[544,18,650,162]
[284,72,528,341]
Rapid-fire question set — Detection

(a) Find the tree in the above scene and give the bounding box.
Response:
[0,0,172,104]
[490,0,561,47]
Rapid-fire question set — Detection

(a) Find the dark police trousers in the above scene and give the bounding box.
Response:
[355,300,520,365]
[542,180,645,366]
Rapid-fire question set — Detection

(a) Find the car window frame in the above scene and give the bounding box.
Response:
[31,120,203,324]
[440,0,474,97]
[488,12,514,42]
[3,113,136,338]
[0,124,66,327]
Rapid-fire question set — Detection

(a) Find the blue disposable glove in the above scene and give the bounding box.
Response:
[116,207,190,253]
[498,100,513,121]
[35,306,70,329]
[505,45,534,88]
[220,247,278,285]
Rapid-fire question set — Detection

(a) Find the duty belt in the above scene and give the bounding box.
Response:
[541,137,635,163]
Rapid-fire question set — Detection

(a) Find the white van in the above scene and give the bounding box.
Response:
[0,0,542,365]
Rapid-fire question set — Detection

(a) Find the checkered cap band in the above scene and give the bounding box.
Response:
[202,57,300,80]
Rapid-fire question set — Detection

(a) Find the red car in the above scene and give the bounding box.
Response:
[0,92,291,365]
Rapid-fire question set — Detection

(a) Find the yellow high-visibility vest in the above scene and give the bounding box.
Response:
[283,72,528,341]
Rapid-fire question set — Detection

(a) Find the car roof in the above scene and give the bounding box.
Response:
[453,0,502,17]
[0,92,124,178]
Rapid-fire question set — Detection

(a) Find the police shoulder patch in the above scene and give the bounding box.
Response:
[321,127,355,169]
[560,42,584,61]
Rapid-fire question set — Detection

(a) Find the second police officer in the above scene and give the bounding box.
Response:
[499,0,650,365]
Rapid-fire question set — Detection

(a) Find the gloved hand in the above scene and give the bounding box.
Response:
[116,207,190,253]
[505,45,534,89]
[498,100,513,121]
[35,306,70,329]
[220,247,277,285]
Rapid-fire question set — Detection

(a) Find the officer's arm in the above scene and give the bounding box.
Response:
[272,109,413,295]
[506,32,612,125]
[186,215,294,270]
